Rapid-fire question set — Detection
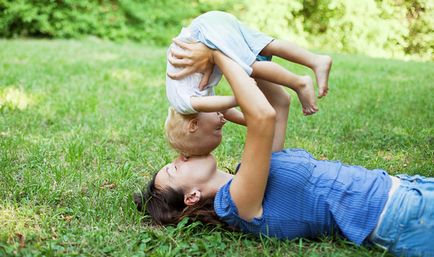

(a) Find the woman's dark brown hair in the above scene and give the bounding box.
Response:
[133,173,226,226]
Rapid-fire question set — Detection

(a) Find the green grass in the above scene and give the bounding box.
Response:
[0,39,433,256]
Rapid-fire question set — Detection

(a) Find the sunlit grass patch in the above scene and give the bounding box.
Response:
[0,204,46,244]
[91,52,119,62]
[377,150,410,167]
[143,77,165,88]
[0,87,33,111]
[4,58,28,65]
[0,39,432,256]
[0,131,11,137]
[110,69,142,83]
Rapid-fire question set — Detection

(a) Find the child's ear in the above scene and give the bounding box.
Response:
[188,118,199,133]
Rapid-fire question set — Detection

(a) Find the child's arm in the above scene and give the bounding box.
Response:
[190,96,245,125]
[221,108,246,126]
[190,95,237,112]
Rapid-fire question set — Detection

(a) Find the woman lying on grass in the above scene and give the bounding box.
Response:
[134,44,434,257]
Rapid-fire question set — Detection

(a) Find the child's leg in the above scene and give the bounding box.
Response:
[255,79,290,151]
[260,40,332,98]
[251,61,317,115]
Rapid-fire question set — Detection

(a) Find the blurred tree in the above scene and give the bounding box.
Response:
[0,0,432,60]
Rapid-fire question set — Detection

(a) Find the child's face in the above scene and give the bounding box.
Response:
[194,112,227,154]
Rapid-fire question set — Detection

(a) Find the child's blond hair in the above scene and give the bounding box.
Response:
[164,107,198,157]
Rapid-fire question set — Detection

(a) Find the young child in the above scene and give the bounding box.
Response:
[164,107,227,157]
[166,11,332,120]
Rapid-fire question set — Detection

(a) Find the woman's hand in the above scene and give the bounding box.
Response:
[167,38,215,90]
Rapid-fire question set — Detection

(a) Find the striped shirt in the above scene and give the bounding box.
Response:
[214,148,391,245]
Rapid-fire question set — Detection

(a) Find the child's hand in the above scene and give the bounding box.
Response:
[167,39,215,90]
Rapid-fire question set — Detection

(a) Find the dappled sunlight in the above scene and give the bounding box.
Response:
[0,34,432,255]
[110,69,142,83]
[104,127,122,143]
[109,69,163,87]
[0,131,11,137]
[0,204,44,244]
[91,52,118,62]
[5,57,28,65]
[0,87,33,111]
[377,150,409,166]
[143,77,165,88]
[388,75,412,82]
[290,137,325,153]
[391,127,409,136]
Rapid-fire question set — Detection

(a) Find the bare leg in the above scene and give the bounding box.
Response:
[251,61,317,115]
[255,79,290,151]
[261,40,332,98]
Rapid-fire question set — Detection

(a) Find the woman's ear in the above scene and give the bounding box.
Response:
[188,118,199,133]
[184,190,201,206]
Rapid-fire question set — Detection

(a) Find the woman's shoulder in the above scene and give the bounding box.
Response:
[272,148,316,161]
[214,179,264,228]
[214,180,236,220]
[234,148,316,173]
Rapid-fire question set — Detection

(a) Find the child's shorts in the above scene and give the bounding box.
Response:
[189,11,274,75]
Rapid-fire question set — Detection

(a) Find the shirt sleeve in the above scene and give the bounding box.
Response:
[214,180,264,230]
[214,180,239,225]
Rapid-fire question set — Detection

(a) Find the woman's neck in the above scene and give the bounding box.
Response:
[204,169,233,198]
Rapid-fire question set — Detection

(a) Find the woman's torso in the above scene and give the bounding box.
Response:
[214,148,392,245]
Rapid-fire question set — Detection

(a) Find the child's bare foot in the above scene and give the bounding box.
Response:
[313,55,332,98]
[296,76,318,116]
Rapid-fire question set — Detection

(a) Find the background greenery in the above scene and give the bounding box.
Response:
[1,0,433,256]
[0,0,433,60]
[0,39,433,256]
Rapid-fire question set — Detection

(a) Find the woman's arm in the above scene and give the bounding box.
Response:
[169,41,288,219]
[213,51,276,221]
[168,41,290,150]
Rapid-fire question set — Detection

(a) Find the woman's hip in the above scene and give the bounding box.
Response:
[370,174,434,256]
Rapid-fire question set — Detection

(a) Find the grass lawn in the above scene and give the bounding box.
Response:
[0,39,433,256]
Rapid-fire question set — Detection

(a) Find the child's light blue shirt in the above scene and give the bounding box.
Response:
[166,11,273,114]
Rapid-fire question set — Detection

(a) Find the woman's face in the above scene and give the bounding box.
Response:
[154,154,218,192]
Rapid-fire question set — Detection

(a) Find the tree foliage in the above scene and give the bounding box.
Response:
[0,0,432,60]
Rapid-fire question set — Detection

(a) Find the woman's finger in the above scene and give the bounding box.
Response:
[168,53,192,67]
[172,38,191,50]
[198,69,212,90]
[170,47,189,59]
[167,67,194,80]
